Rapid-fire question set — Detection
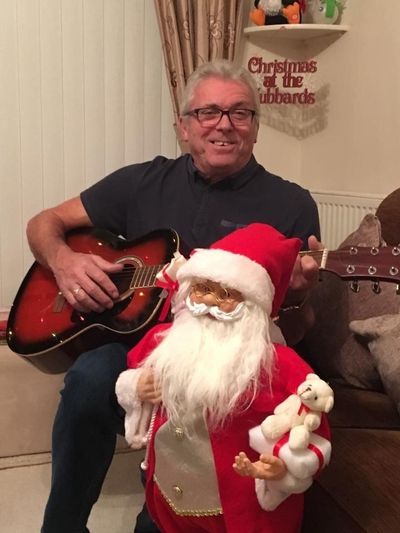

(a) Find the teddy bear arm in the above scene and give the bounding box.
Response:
[303,412,321,431]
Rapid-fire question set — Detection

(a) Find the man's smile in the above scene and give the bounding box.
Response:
[210,140,234,147]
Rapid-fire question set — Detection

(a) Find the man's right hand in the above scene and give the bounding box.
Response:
[27,196,123,313]
[52,247,123,313]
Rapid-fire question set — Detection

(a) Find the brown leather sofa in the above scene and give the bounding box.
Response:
[301,190,400,532]
[303,384,400,532]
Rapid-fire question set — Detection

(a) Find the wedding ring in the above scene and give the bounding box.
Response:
[73,287,81,295]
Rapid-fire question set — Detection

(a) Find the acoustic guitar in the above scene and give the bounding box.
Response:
[6,227,400,373]
[6,227,179,372]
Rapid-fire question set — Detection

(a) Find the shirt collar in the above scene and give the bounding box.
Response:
[187,154,258,190]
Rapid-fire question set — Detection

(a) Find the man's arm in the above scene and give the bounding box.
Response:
[278,235,321,346]
[27,196,122,313]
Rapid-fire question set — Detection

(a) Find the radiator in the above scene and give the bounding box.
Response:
[311,191,384,250]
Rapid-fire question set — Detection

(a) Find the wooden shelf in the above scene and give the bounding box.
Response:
[244,24,349,42]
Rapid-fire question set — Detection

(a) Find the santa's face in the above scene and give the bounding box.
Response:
[189,279,244,314]
[145,281,274,430]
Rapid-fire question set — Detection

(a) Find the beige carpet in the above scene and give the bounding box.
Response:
[0,449,145,533]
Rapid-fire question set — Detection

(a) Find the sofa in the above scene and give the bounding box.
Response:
[301,189,400,532]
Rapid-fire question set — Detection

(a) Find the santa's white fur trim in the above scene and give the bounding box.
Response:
[177,248,274,313]
[115,368,151,450]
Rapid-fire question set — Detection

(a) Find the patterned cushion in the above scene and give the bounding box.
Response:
[350,315,400,415]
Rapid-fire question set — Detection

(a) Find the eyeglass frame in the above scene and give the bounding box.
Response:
[183,106,257,127]
[190,280,243,304]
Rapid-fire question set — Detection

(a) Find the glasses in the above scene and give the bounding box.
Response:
[190,281,243,303]
[185,107,256,127]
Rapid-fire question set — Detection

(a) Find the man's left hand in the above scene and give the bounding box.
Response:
[288,235,321,297]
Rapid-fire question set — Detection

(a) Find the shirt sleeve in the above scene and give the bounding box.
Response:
[80,161,158,237]
[290,189,321,249]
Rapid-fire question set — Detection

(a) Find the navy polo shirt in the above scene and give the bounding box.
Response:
[81,154,320,252]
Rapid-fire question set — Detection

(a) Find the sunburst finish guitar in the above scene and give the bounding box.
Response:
[6,228,400,373]
[6,227,179,372]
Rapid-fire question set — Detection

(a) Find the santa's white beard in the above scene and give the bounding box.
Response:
[144,291,275,431]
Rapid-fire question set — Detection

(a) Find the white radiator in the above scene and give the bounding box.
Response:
[311,191,384,250]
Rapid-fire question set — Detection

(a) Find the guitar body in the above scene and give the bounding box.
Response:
[7,228,179,372]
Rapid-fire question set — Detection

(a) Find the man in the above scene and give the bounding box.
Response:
[115,223,331,533]
[27,59,321,533]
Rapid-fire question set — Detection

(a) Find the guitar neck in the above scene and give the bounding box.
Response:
[301,246,400,285]
[126,246,400,288]
[300,249,329,269]
[131,264,165,289]
[112,264,165,290]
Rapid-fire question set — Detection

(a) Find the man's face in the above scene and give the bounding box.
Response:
[179,77,259,181]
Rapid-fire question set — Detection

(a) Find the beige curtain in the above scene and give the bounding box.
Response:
[154,0,245,140]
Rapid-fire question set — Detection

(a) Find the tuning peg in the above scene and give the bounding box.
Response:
[372,281,381,294]
[350,280,360,293]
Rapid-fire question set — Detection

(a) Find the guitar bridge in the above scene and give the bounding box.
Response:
[53,292,66,313]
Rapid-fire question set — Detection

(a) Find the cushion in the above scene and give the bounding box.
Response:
[301,214,400,390]
[349,315,400,415]
[375,188,400,245]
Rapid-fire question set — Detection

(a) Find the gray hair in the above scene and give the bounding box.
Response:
[180,59,260,117]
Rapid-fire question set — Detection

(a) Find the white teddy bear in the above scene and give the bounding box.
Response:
[236,373,334,511]
[262,373,334,450]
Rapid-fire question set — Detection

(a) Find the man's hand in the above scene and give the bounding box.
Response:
[137,368,162,404]
[278,235,324,345]
[52,247,123,313]
[288,235,322,298]
[26,196,125,313]
[233,451,287,480]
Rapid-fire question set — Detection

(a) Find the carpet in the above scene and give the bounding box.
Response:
[0,448,145,533]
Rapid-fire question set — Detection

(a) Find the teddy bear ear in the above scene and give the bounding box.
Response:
[324,396,334,413]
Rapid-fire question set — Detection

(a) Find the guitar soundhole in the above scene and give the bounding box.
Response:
[113,256,144,302]
[114,263,136,294]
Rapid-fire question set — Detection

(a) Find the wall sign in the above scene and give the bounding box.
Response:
[247,55,329,139]
[248,56,318,104]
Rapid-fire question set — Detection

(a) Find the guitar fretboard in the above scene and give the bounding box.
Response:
[110,264,164,290]
[300,249,329,269]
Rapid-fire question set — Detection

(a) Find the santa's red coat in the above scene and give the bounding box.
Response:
[127,324,330,533]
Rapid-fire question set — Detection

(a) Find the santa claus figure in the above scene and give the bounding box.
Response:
[116,223,331,533]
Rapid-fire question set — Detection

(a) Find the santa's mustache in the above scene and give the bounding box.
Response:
[185,296,245,322]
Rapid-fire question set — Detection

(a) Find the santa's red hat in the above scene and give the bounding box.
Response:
[176,223,301,317]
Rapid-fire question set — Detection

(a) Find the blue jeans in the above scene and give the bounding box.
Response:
[41,342,129,532]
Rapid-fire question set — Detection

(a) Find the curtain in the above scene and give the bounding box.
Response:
[154,0,245,144]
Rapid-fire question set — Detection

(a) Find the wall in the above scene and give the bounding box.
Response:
[0,0,177,308]
[240,0,398,198]
[302,1,399,197]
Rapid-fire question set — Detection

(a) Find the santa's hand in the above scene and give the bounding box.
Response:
[137,368,161,404]
[233,452,287,481]
[233,452,258,477]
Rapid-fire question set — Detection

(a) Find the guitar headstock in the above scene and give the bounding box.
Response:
[322,245,400,290]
